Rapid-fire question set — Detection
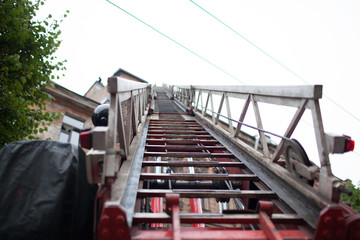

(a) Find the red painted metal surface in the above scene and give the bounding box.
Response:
[165,194,181,240]
[79,130,92,149]
[258,201,284,240]
[132,229,309,240]
[151,197,163,228]
[190,198,205,228]
[97,205,130,240]
[314,203,360,240]
[131,197,310,240]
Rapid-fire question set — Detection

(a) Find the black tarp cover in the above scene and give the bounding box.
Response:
[0,140,97,240]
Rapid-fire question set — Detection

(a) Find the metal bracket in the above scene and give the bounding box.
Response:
[314,205,346,240]
[97,204,130,240]
[86,149,105,184]
[314,203,360,240]
[165,194,181,240]
[283,139,319,184]
[258,201,284,240]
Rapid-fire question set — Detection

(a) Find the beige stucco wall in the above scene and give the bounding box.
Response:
[35,85,98,141]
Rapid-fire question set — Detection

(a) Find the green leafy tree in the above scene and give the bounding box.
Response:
[0,0,68,148]
[341,179,360,212]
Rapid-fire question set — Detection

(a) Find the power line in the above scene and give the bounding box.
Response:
[105,0,245,84]
[190,0,360,124]
[190,0,308,84]
[105,0,360,179]
[104,0,316,132]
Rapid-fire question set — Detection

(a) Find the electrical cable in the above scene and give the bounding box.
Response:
[106,0,359,157]
[105,0,331,130]
[189,0,360,124]
[105,0,245,84]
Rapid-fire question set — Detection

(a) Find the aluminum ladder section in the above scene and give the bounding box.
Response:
[93,78,359,240]
[130,88,312,239]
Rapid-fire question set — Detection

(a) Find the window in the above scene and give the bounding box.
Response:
[58,115,84,146]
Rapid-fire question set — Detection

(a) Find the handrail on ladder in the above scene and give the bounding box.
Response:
[164,83,347,204]
[86,77,152,230]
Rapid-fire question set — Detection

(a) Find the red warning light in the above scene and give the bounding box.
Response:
[80,131,92,149]
[345,137,355,152]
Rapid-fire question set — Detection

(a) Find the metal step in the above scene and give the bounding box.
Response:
[137,189,276,199]
[139,173,259,181]
[131,111,313,239]
[142,160,245,168]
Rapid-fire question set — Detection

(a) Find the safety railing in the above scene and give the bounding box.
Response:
[164,84,348,204]
[106,76,150,173]
[86,77,152,235]
[87,76,150,183]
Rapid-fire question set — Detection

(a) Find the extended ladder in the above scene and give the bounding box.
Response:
[132,111,311,239]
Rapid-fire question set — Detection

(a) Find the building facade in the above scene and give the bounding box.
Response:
[38,68,148,146]
[39,83,99,146]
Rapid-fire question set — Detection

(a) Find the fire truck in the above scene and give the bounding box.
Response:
[0,76,359,239]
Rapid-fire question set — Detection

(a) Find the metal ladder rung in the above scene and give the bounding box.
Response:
[140,173,258,181]
[150,122,198,124]
[132,213,302,225]
[145,145,227,151]
[146,134,213,139]
[148,127,204,130]
[146,139,219,145]
[142,161,245,168]
[144,152,235,158]
[147,130,208,134]
[149,120,197,122]
[137,189,276,199]
[148,125,200,128]
[146,180,242,189]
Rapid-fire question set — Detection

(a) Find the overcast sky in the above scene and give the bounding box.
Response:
[38,0,360,184]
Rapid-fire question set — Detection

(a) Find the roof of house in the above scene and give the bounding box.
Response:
[44,82,99,111]
[83,69,148,103]
[84,77,105,97]
[113,68,148,83]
